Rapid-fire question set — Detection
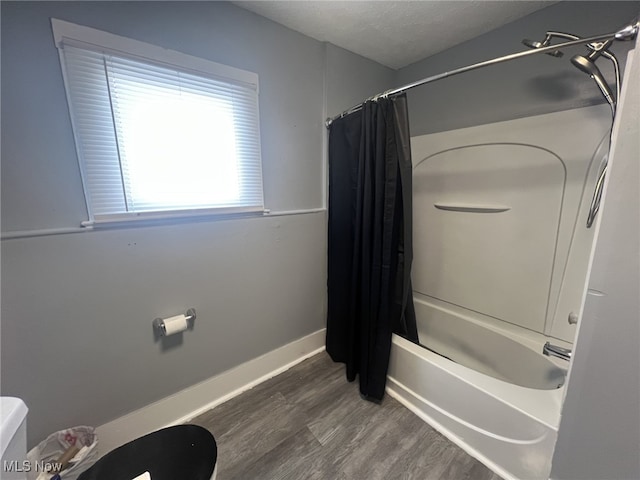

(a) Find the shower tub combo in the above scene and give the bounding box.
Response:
[387,105,611,480]
[322,20,636,479]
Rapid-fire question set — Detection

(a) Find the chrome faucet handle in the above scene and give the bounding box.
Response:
[543,342,572,361]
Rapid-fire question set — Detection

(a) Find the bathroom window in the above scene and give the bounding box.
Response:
[52,19,263,225]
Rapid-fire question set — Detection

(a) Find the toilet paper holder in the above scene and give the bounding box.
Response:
[153,308,196,336]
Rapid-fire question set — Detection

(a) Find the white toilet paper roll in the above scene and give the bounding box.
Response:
[163,314,189,335]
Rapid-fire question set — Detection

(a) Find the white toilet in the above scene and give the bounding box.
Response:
[1,397,29,480]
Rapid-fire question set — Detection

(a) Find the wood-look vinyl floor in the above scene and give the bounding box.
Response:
[191,351,502,480]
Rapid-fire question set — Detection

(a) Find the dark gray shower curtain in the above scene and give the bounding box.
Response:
[326,94,417,402]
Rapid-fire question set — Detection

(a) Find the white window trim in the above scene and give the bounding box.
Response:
[51,19,258,91]
[51,18,265,227]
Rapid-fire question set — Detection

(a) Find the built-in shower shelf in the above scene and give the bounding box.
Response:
[433,202,511,213]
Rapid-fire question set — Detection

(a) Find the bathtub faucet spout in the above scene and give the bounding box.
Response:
[543,342,572,361]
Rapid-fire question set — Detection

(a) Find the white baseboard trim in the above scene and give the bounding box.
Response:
[96,329,326,455]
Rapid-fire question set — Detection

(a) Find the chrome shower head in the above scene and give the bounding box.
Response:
[570,53,615,111]
[521,35,564,57]
[571,54,601,76]
[522,27,622,113]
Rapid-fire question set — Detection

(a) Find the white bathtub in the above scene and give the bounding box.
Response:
[387,296,566,480]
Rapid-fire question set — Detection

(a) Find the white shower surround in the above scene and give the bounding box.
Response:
[410,105,611,342]
[388,105,611,479]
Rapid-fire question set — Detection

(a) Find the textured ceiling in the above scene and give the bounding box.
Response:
[234,1,555,69]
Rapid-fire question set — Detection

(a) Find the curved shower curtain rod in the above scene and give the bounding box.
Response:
[324,21,639,128]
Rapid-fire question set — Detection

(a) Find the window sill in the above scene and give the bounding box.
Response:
[1,208,326,240]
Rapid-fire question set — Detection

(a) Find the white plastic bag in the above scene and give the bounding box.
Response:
[26,426,98,480]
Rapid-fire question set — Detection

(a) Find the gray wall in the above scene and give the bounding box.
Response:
[325,43,395,119]
[396,1,640,136]
[550,38,640,480]
[0,1,394,447]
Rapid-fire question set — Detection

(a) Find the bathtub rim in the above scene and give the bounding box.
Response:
[390,332,564,430]
[386,335,557,480]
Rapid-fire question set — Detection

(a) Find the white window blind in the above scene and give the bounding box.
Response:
[55,22,263,224]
